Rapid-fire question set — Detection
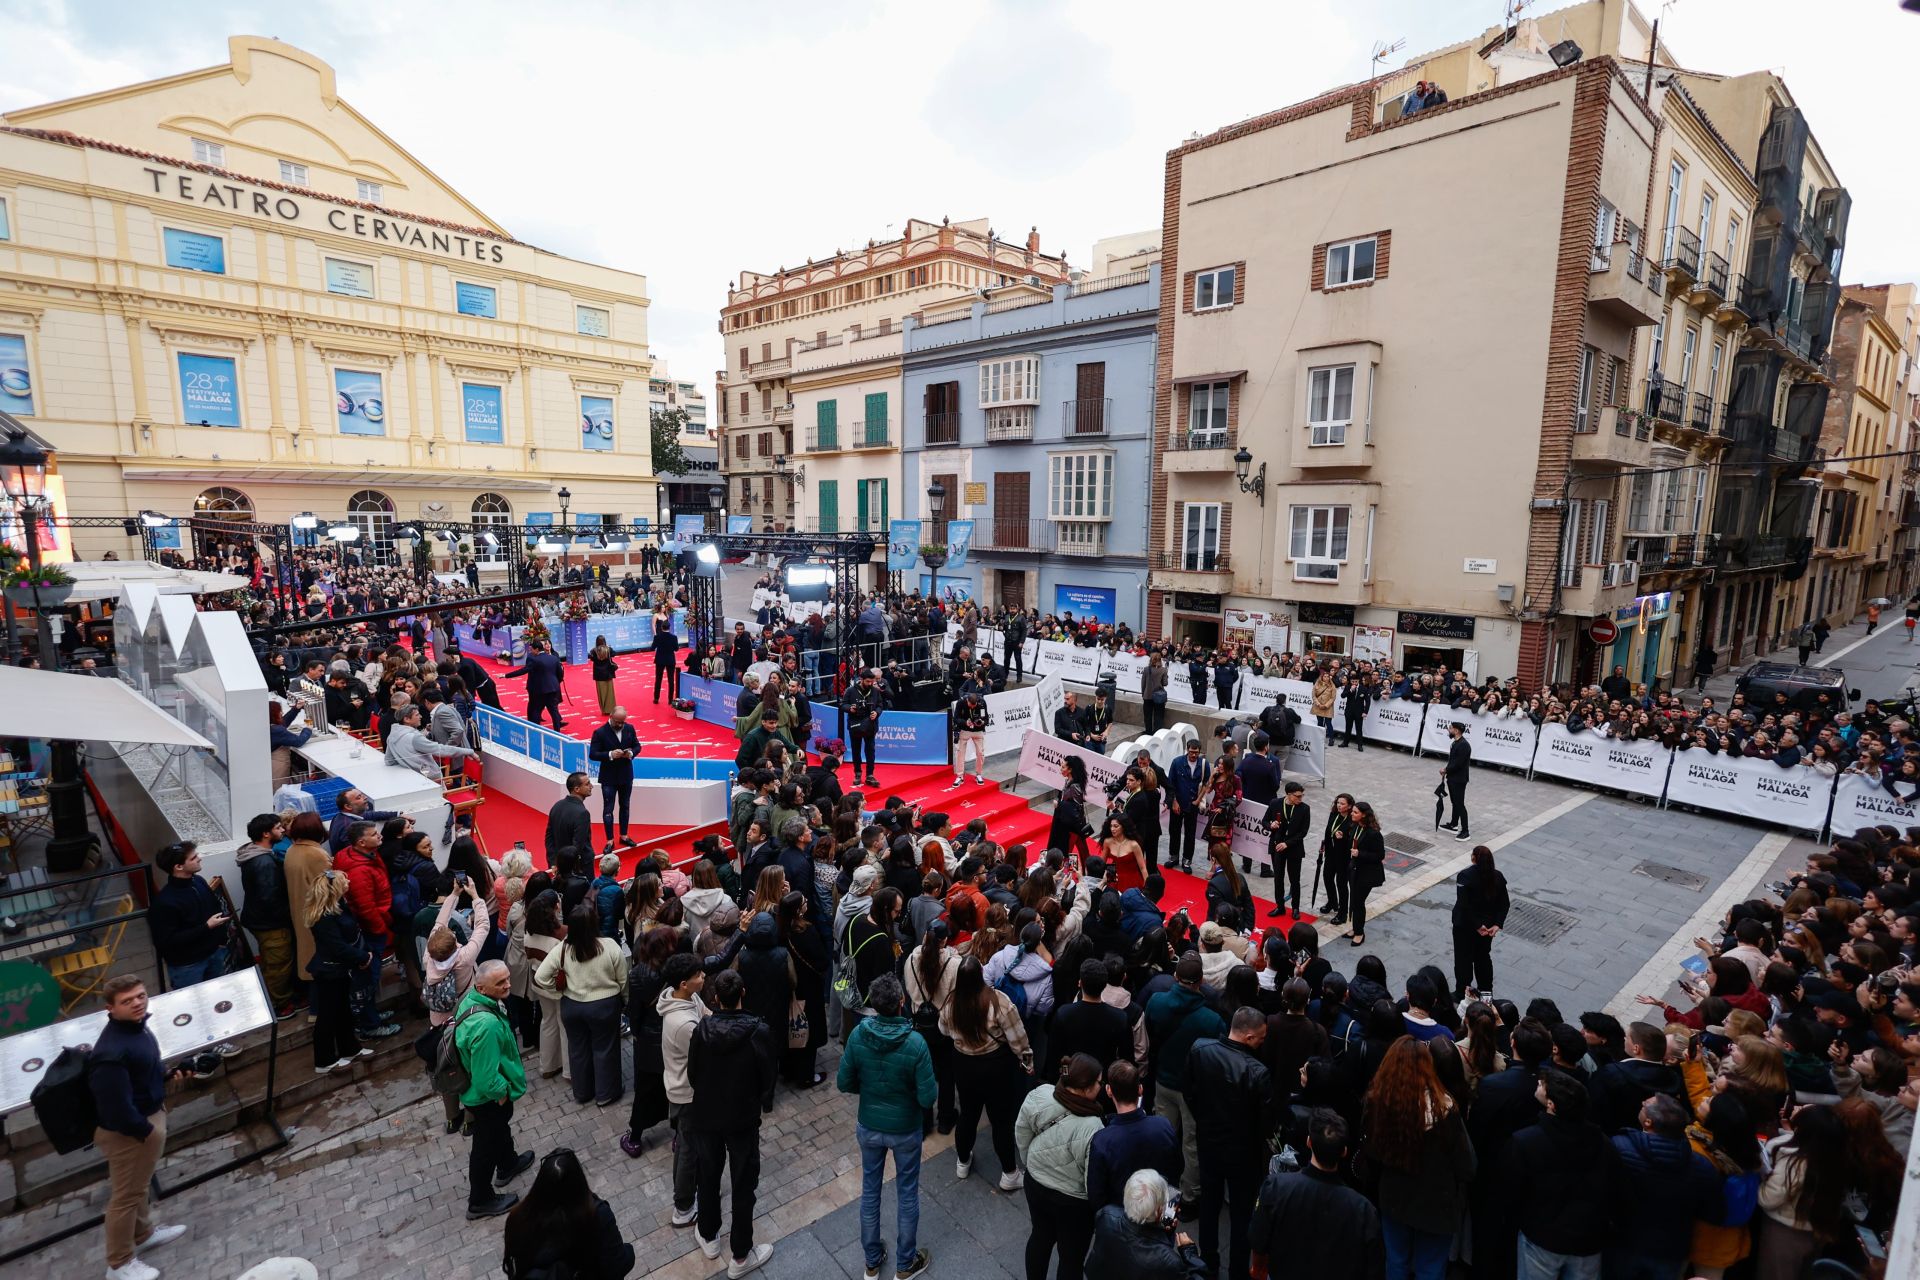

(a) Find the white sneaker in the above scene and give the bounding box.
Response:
[955,1155,971,1179]
[105,1260,159,1280]
[138,1224,187,1252]
[210,1041,242,1058]
[671,1205,699,1228]
[728,1243,773,1277]
[997,1169,1024,1192]
[697,1229,723,1260]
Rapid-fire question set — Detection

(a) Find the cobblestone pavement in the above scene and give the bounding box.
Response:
[7,626,1827,1276]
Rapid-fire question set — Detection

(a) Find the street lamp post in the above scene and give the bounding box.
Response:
[0,429,55,669]
[926,478,946,606]
[557,485,572,578]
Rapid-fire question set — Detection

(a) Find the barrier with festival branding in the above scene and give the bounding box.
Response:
[455,622,521,661]
[1032,640,1075,678]
[1418,707,1541,772]
[1033,674,1067,741]
[679,673,742,730]
[543,609,687,660]
[1105,651,1147,695]
[1361,698,1426,751]
[1016,728,1131,803]
[1664,750,1831,832]
[983,684,1041,756]
[1828,772,1919,833]
[475,703,588,776]
[1530,723,1670,799]
[680,673,948,765]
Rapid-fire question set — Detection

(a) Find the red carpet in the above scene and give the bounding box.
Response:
[456,647,1312,927]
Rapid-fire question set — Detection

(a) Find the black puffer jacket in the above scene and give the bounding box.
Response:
[687,1009,776,1132]
[1082,1205,1209,1280]
[734,911,792,1037]
[1501,1112,1616,1257]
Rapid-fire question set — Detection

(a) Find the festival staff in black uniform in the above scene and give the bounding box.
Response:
[844,668,887,789]
[952,689,991,788]
[1438,722,1473,842]
[1265,781,1311,919]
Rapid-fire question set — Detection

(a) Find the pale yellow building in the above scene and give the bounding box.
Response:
[717,218,1069,536]
[0,36,654,564]
[1811,288,1902,616]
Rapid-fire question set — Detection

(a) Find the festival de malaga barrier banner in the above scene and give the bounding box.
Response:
[1664,751,1833,833]
[1418,706,1541,772]
[1828,771,1919,834]
[454,622,521,660]
[1529,722,1671,799]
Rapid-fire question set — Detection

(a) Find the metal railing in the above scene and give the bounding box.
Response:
[1702,251,1730,297]
[1166,427,1233,451]
[804,425,841,453]
[1644,378,1687,424]
[984,408,1034,442]
[1622,245,1648,282]
[1690,391,1715,433]
[924,411,960,445]
[1069,267,1151,297]
[1063,397,1110,436]
[851,420,891,449]
[1153,549,1231,574]
[1663,225,1702,277]
[973,518,1050,552]
[1720,272,1747,312]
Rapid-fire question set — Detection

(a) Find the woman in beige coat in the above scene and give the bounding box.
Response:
[282,812,334,986]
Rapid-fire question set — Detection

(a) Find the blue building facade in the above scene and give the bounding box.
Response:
[900,265,1157,628]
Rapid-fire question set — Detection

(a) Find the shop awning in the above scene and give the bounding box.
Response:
[0,666,215,749]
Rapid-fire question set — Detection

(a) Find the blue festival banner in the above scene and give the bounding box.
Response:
[726,515,754,535]
[453,622,518,659]
[177,353,241,427]
[946,519,975,568]
[870,710,951,765]
[148,520,184,551]
[887,519,921,571]
[679,674,743,729]
[462,383,504,444]
[674,513,707,540]
[580,395,614,452]
[1054,584,1117,626]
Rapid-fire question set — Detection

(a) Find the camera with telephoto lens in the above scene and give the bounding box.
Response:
[1103,774,1127,804]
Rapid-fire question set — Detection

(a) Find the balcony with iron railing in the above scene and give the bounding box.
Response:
[1062,397,1110,437]
[805,424,842,454]
[1644,377,1688,425]
[1690,391,1717,435]
[851,418,891,449]
[1690,250,1730,304]
[923,411,961,446]
[1714,271,1748,323]
[984,407,1035,443]
[1148,548,1233,591]
[1162,425,1237,471]
[1662,225,1702,285]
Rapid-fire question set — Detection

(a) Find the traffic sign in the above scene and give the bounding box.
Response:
[1589,618,1618,645]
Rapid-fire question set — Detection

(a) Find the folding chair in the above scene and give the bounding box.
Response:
[49,894,133,1012]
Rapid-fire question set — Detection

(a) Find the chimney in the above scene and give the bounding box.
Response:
[1026,226,1041,263]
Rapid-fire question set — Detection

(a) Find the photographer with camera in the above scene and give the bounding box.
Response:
[844,667,888,789]
[1084,1169,1207,1280]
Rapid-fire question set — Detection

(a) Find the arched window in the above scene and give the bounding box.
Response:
[191,486,252,558]
[348,489,395,561]
[471,492,512,563]
[193,486,253,519]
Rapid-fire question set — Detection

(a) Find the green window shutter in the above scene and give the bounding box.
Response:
[816,399,837,448]
[879,478,889,529]
[855,478,869,531]
[865,392,888,445]
[818,480,838,533]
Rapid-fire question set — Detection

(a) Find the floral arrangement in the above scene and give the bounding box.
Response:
[919,543,947,560]
[559,594,592,623]
[672,697,696,713]
[522,616,551,646]
[2,559,74,591]
[810,734,845,757]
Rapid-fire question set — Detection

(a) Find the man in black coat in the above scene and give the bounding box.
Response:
[1264,782,1311,918]
[1500,1070,1614,1280]
[685,969,776,1274]
[1249,1109,1381,1280]
[1186,1008,1274,1280]
[1467,1020,1550,1280]
[1587,1022,1687,1134]
[1053,690,1088,746]
[1452,847,1511,999]
[651,612,682,704]
[1438,721,1472,840]
[1045,959,1133,1083]
[504,640,566,730]
[843,668,887,789]
[456,652,502,709]
[729,622,755,681]
[544,771,594,865]
[588,707,641,853]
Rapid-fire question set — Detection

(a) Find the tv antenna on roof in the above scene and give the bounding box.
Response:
[1369,37,1405,81]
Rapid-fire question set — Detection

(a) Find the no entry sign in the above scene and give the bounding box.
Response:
[1589,618,1619,645]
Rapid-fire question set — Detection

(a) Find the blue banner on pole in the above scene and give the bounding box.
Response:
[675,514,706,540]
[887,519,921,572]
[726,515,753,535]
[946,519,974,568]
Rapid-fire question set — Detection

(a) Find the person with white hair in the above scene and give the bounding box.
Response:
[1083,1169,1208,1279]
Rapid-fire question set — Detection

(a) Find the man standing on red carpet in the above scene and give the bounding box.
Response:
[590,706,641,854]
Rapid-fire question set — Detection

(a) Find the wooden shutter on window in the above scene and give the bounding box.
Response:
[994,472,1029,549]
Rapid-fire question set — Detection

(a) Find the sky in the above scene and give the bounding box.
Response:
[2,0,1914,386]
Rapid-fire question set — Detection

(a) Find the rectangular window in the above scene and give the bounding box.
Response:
[177,352,240,428]
[1588,498,1610,564]
[985,405,1035,441]
[817,479,839,533]
[1697,190,1715,253]
[455,281,497,318]
[0,332,27,414]
[162,227,226,274]
[1725,215,1741,268]
[1708,340,1725,403]
[1307,365,1354,445]
[1194,266,1236,311]
[1325,237,1377,287]
[1591,199,1618,264]
[334,368,386,437]
[758,432,771,457]
[1680,326,1698,389]
[860,479,889,532]
[978,356,1040,406]
[1575,346,1596,431]
[192,138,225,166]
[907,266,930,287]
[357,179,383,203]
[1183,503,1221,571]
[579,394,614,452]
[1048,453,1114,520]
[1188,382,1229,444]
[1650,320,1664,373]
[0,196,9,241]
[324,257,376,299]
[863,391,888,444]
[575,305,610,337]
[1560,498,1583,585]
[462,382,504,444]
[278,160,308,185]
[1663,160,1684,259]
[1289,505,1350,580]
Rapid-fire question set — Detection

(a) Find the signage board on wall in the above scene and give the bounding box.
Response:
[964,482,987,507]
[1297,603,1355,627]
[1353,624,1394,662]
[461,383,503,444]
[1055,585,1116,626]
[579,395,614,451]
[334,368,386,436]
[1398,610,1477,640]
[177,352,240,427]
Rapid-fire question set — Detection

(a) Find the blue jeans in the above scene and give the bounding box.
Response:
[1520,1234,1602,1280]
[856,1123,922,1270]
[166,949,227,991]
[1383,1215,1451,1280]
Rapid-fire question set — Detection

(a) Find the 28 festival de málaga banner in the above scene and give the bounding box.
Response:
[1530,723,1670,799]
[1665,750,1831,832]
[1829,771,1920,833]
[1419,707,1540,772]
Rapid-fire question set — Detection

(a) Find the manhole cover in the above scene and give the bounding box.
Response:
[1384,832,1432,854]
[1632,861,1708,891]
[1384,850,1425,874]
[1503,896,1580,946]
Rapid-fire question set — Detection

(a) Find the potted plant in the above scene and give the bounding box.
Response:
[3,560,75,608]
[559,594,593,623]
[672,696,696,721]
[919,542,948,569]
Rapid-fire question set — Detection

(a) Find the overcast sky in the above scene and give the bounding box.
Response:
[3,0,1913,386]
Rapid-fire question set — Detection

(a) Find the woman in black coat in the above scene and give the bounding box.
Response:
[1347,800,1387,947]
[1450,845,1510,1000]
[733,909,792,1108]
[1122,765,1163,872]
[620,927,677,1157]
[778,890,831,1088]
[1046,755,1094,861]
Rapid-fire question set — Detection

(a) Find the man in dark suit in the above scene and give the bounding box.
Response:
[1439,721,1472,841]
[457,652,502,709]
[1264,781,1311,918]
[544,770,593,864]
[588,706,642,853]
[651,611,682,703]
[1236,733,1282,876]
[464,559,480,591]
[729,622,755,681]
[1053,690,1089,746]
[505,640,566,730]
[1167,738,1206,874]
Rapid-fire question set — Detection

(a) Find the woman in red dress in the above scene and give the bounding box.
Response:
[1099,814,1148,894]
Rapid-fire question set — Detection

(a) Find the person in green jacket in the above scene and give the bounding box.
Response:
[837,975,936,1280]
[735,706,792,770]
[455,961,533,1219]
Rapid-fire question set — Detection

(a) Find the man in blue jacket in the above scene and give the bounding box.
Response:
[504,639,567,729]
[1167,739,1207,874]
[90,975,188,1279]
[1085,1061,1180,1211]
[1605,1093,1722,1280]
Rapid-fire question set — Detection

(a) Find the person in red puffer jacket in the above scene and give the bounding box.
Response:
[334,818,402,1038]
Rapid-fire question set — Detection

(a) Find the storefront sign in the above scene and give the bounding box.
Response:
[142,166,509,263]
[1397,611,1476,640]
[1173,592,1223,613]
[177,352,240,427]
[1297,603,1355,627]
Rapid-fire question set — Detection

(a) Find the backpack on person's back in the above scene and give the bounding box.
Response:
[30,1045,98,1154]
